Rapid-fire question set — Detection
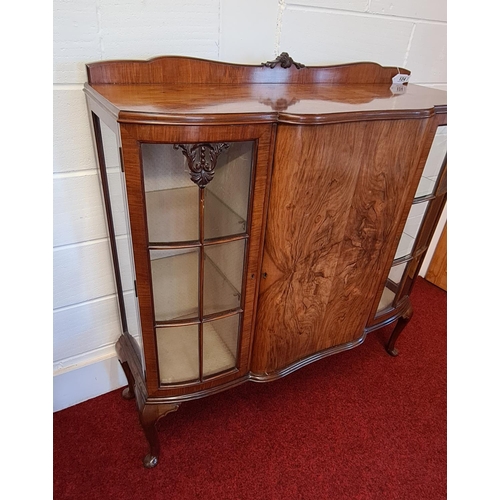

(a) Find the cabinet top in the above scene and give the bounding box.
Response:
[84,55,446,125]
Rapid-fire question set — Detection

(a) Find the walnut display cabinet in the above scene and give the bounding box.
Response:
[84,54,447,468]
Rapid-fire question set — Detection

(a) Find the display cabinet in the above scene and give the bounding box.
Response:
[84,54,446,467]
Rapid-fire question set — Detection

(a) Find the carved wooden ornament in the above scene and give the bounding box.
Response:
[262,52,305,70]
[173,143,230,188]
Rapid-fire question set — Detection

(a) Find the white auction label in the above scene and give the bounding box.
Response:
[392,73,411,84]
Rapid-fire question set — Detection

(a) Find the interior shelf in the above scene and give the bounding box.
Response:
[150,249,243,322]
[156,321,236,384]
[145,186,247,243]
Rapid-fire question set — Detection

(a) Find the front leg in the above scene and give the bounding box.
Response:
[386,304,413,357]
[139,403,180,468]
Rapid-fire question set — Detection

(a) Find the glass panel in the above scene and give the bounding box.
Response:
[205,142,253,239]
[394,201,429,260]
[150,248,199,322]
[203,314,240,378]
[204,239,246,316]
[377,262,407,313]
[142,144,199,243]
[388,262,406,286]
[98,117,145,372]
[123,290,142,340]
[415,125,447,198]
[157,325,199,384]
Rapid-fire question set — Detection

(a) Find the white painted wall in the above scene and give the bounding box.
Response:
[53,0,447,411]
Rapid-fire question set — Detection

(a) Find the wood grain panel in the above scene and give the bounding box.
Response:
[319,119,430,346]
[83,82,446,127]
[252,119,430,375]
[251,124,364,374]
[86,55,408,85]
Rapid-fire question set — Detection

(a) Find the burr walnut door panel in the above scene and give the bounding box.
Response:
[251,119,431,375]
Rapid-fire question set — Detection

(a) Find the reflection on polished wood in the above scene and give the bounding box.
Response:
[84,82,445,125]
[84,55,445,126]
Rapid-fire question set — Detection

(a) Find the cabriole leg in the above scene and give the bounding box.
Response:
[139,403,180,468]
[118,360,136,400]
[386,304,413,357]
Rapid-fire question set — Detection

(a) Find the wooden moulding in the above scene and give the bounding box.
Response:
[86,54,410,86]
[83,54,448,127]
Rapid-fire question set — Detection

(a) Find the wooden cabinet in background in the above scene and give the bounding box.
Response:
[84,54,447,467]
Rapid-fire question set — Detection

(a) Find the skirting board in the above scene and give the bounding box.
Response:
[53,354,127,412]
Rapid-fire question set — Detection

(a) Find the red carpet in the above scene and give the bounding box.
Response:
[53,277,446,500]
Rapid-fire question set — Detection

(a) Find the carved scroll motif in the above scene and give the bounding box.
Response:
[262,52,305,70]
[173,143,230,188]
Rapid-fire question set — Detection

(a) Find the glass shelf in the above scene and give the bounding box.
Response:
[150,249,199,322]
[204,239,245,316]
[150,245,245,322]
[143,141,253,243]
[156,324,199,384]
[146,186,247,243]
[156,317,239,384]
[203,314,239,378]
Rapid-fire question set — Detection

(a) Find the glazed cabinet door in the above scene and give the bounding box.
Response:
[371,119,447,324]
[90,112,146,375]
[119,124,274,397]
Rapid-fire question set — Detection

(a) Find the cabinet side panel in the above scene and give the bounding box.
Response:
[252,119,429,375]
